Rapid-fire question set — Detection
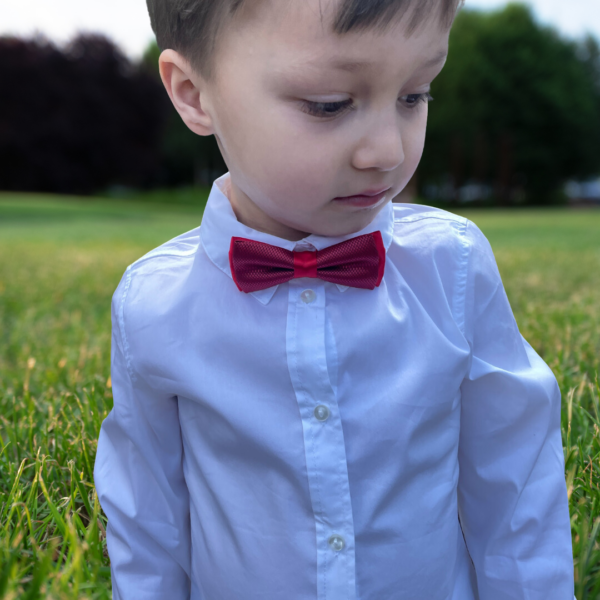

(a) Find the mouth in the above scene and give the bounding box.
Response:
[332,186,392,208]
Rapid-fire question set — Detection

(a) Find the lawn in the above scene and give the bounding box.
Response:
[0,193,599,599]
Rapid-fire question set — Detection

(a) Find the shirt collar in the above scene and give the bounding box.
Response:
[200,171,395,305]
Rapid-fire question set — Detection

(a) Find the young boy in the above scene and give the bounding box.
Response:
[93,0,575,598]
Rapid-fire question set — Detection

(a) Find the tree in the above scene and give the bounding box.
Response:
[420,3,600,204]
[0,34,169,195]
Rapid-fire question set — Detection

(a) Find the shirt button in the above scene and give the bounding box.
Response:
[314,404,330,421]
[300,289,316,304]
[328,534,345,552]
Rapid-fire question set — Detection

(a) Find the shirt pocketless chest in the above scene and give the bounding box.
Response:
[94,172,575,600]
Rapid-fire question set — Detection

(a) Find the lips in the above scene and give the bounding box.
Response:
[336,186,391,199]
[332,186,392,208]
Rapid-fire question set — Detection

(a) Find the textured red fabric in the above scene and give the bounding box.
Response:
[293,252,318,279]
[229,231,385,293]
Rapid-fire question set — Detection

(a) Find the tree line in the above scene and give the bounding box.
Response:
[0,3,598,204]
[422,3,600,205]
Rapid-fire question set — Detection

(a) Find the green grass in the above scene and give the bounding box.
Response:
[0,193,599,598]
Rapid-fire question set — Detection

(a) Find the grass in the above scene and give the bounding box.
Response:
[0,192,599,598]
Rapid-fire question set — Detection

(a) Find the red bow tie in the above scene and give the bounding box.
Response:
[228,231,385,293]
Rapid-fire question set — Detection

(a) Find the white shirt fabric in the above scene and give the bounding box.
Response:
[94,171,575,600]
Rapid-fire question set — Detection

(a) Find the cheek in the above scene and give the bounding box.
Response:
[228,110,337,214]
[255,117,340,201]
[226,101,318,173]
[402,112,428,171]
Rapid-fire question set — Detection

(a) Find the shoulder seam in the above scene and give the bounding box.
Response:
[393,212,468,225]
[128,226,201,269]
[453,219,471,337]
[130,246,198,270]
[118,265,137,383]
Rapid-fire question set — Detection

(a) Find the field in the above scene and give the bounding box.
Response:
[0,193,599,599]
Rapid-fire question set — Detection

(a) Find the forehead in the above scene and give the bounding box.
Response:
[226,0,449,78]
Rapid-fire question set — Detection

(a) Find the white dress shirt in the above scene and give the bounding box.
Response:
[94,172,574,600]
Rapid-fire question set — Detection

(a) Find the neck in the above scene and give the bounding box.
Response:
[226,178,309,242]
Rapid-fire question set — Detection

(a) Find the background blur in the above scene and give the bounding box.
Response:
[1,0,599,206]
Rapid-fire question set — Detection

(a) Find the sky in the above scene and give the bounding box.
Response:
[1,0,599,61]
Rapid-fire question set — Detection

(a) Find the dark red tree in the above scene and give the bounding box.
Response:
[0,34,170,194]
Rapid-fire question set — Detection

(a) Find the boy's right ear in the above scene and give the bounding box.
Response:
[158,49,215,137]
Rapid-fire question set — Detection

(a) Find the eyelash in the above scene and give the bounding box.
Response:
[300,92,434,119]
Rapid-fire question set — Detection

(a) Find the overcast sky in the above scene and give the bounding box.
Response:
[1,0,599,61]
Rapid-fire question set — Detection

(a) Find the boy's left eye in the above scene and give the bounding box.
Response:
[299,92,434,119]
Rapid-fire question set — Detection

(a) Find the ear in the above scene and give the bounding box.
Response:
[158,49,215,136]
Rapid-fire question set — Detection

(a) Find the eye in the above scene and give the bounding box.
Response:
[299,92,434,119]
[401,92,434,108]
[299,99,354,119]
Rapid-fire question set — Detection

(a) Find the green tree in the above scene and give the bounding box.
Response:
[420,3,600,205]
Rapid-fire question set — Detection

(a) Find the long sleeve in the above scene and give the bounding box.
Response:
[457,222,574,599]
[94,268,192,600]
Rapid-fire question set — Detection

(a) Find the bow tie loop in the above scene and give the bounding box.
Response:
[293,252,318,278]
[229,231,385,293]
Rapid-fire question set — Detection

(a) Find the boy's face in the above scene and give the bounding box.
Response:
[162,0,451,240]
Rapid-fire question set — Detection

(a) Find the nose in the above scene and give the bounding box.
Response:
[351,106,405,172]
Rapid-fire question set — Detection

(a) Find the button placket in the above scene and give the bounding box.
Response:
[286,280,356,600]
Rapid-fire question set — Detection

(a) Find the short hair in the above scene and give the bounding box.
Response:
[147,0,464,83]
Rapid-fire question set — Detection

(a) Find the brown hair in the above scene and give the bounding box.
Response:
[147,0,464,82]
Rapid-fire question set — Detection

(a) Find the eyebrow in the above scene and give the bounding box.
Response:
[323,50,448,73]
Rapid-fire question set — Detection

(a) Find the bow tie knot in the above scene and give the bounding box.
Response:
[293,251,318,279]
[228,231,386,293]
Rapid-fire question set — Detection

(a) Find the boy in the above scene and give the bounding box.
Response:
[93,0,575,598]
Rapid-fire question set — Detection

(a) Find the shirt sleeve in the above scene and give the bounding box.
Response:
[457,221,574,600]
[94,268,192,600]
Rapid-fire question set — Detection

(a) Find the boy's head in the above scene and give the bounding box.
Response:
[150,0,463,240]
